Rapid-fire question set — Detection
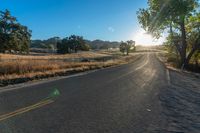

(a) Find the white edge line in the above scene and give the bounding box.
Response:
[166,69,171,85]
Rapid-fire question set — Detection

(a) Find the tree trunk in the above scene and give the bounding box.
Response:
[180,20,188,68]
[169,22,181,54]
[126,50,129,55]
[169,22,181,65]
[185,48,195,68]
[185,35,200,67]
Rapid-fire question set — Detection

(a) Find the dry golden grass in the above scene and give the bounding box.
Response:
[0,52,137,85]
[0,51,107,60]
[1,60,96,74]
[0,60,125,80]
[0,51,115,75]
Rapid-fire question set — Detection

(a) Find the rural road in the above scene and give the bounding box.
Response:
[0,53,199,133]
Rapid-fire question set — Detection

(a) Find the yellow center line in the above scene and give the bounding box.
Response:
[0,99,54,122]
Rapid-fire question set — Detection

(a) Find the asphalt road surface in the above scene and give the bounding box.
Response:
[0,53,199,133]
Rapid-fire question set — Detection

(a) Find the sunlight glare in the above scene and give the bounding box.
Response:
[132,29,164,46]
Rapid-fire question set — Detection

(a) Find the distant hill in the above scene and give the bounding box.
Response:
[31,37,61,49]
[31,37,121,50]
[85,39,120,49]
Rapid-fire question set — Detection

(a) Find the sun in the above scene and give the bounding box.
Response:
[132,29,162,46]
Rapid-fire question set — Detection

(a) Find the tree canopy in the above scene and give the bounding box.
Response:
[57,35,90,54]
[0,9,31,53]
[120,40,136,55]
[137,0,200,68]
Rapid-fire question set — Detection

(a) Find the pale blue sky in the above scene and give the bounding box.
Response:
[0,0,165,45]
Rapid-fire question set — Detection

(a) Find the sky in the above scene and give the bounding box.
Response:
[0,0,165,45]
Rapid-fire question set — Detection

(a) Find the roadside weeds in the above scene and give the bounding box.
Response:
[156,52,200,78]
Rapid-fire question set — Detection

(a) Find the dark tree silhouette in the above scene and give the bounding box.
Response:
[57,35,90,54]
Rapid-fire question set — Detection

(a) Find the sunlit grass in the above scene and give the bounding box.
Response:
[0,52,137,82]
[0,51,107,60]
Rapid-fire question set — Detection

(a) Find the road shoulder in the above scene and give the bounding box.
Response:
[156,52,200,132]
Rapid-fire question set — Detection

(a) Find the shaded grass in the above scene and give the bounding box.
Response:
[157,52,200,73]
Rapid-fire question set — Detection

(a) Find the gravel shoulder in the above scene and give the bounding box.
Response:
[156,53,200,133]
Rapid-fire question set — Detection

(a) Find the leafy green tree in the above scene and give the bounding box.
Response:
[127,40,136,52]
[0,9,31,53]
[80,43,90,51]
[186,13,200,64]
[137,0,199,68]
[56,42,64,54]
[57,35,89,54]
[57,37,70,54]
[120,40,135,55]
[68,35,86,53]
[120,42,127,55]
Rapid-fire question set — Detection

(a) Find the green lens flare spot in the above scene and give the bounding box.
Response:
[53,89,60,96]
[48,88,60,99]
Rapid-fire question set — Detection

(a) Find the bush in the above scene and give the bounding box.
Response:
[167,53,181,67]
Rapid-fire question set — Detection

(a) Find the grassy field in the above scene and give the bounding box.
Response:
[0,51,138,86]
[0,51,108,60]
